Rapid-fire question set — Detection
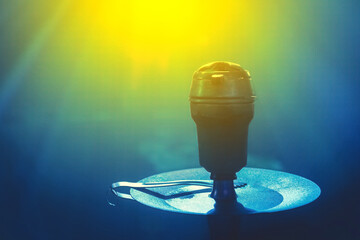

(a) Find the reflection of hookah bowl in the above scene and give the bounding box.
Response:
[189,61,255,201]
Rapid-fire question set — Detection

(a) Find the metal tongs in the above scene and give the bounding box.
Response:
[109,180,247,203]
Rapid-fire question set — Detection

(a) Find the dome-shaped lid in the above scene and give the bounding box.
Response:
[190,61,255,103]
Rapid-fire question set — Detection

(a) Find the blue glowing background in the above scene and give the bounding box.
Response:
[1,0,359,239]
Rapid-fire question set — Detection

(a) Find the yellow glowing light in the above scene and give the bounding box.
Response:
[70,0,237,69]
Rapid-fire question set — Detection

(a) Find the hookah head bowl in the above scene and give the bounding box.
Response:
[190,61,255,199]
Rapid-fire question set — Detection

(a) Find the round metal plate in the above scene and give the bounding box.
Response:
[130,168,321,215]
